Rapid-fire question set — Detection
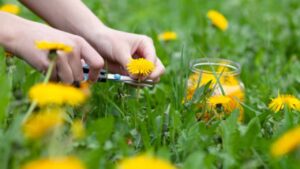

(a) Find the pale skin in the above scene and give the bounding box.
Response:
[0,0,165,83]
[0,12,103,83]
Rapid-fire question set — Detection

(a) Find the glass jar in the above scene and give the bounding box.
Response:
[185,58,245,121]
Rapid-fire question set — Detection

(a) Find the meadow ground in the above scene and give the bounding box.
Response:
[0,0,300,169]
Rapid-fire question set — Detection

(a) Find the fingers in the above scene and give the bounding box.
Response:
[136,36,165,81]
[106,61,129,75]
[77,37,104,82]
[115,46,132,69]
[25,51,60,82]
[136,36,157,64]
[56,52,74,83]
[148,58,165,82]
[64,50,84,82]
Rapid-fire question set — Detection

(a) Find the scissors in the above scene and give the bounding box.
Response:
[82,64,154,87]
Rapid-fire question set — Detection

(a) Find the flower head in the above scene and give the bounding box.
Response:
[117,155,177,169]
[127,58,155,76]
[186,72,241,101]
[207,10,229,31]
[22,109,64,139]
[71,119,85,139]
[158,32,177,41]
[268,94,300,112]
[271,126,300,157]
[0,4,20,15]
[208,95,233,111]
[21,156,85,169]
[35,41,73,53]
[29,83,87,107]
[208,95,243,121]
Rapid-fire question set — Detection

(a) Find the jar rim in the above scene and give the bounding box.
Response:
[190,58,241,76]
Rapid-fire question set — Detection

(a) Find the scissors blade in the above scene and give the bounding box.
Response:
[106,73,154,87]
[83,65,154,87]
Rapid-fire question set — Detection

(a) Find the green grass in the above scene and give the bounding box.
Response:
[1,0,300,168]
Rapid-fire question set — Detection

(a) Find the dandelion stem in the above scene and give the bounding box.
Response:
[136,77,141,101]
[23,59,55,123]
[22,101,37,123]
[43,60,55,84]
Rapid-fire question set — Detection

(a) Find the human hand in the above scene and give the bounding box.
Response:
[1,13,104,83]
[17,0,164,82]
[89,27,165,82]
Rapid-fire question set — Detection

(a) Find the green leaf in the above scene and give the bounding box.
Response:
[241,117,261,146]
[0,48,11,128]
[219,110,239,168]
[88,116,115,144]
[183,151,216,169]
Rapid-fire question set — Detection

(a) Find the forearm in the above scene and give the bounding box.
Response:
[19,0,106,42]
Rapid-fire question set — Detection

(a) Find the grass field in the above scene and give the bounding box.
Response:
[1,0,300,169]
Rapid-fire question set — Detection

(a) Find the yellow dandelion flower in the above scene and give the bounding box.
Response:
[271,126,300,157]
[158,32,177,41]
[21,156,85,169]
[269,94,300,112]
[29,83,87,107]
[71,119,85,139]
[207,10,229,31]
[35,41,73,53]
[22,109,64,139]
[186,72,243,101]
[117,155,177,169]
[127,58,155,76]
[208,95,243,121]
[0,4,20,15]
[208,95,233,111]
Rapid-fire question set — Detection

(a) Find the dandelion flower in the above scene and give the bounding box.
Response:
[208,95,243,121]
[268,94,300,112]
[207,10,229,31]
[29,83,87,107]
[71,119,85,139]
[186,72,243,100]
[117,155,177,169]
[22,109,64,139]
[21,156,85,169]
[208,95,233,111]
[271,126,300,157]
[158,32,177,41]
[35,41,73,53]
[127,58,155,76]
[0,4,20,15]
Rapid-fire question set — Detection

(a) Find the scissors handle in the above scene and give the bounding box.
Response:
[82,64,154,87]
[83,66,106,82]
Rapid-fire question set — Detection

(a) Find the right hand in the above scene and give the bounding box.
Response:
[2,13,104,83]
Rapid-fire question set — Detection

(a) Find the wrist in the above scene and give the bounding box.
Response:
[84,24,113,46]
[81,21,110,41]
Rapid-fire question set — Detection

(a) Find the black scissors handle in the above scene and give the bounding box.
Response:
[83,66,106,82]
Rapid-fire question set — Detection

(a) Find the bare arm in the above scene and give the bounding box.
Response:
[20,0,165,81]
[0,11,103,83]
[19,0,105,41]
